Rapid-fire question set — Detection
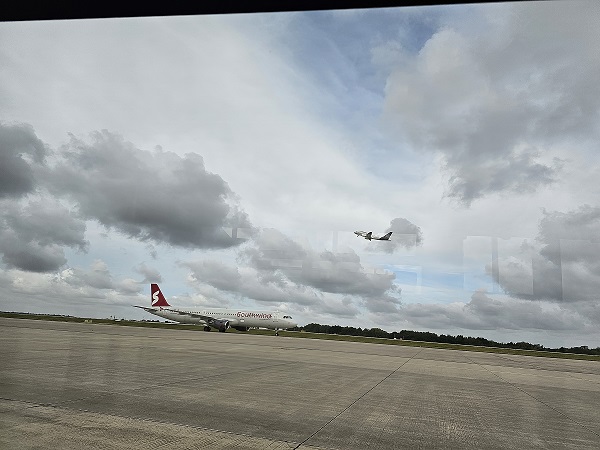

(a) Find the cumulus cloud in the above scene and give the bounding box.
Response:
[0,123,256,274]
[242,228,400,306]
[0,198,88,272]
[63,260,115,290]
[0,241,67,273]
[183,259,325,307]
[489,205,600,303]
[42,129,255,250]
[0,123,80,272]
[371,217,423,254]
[381,2,600,206]
[181,227,401,316]
[401,290,588,331]
[58,260,145,297]
[185,259,242,292]
[134,262,162,284]
[0,122,47,198]
[0,260,147,314]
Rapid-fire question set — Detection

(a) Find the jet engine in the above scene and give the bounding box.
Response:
[212,319,230,332]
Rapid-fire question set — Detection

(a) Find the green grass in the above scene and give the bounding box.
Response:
[2,311,599,361]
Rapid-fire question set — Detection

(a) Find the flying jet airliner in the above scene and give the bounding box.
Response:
[354,231,393,241]
[134,284,297,335]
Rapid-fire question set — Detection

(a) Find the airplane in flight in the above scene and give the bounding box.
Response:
[354,231,393,241]
[134,284,297,335]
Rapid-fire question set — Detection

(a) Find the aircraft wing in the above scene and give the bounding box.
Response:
[183,311,217,322]
[134,306,213,322]
[134,305,237,326]
[181,311,239,325]
[133,305,156,313]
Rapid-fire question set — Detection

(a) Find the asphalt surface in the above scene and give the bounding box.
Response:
[1,317,600,449]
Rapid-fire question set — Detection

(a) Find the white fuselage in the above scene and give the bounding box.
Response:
[146,307,297,330]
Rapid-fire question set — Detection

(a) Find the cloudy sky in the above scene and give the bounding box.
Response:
[1,1,600,348]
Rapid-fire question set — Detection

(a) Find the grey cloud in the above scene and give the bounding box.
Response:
[490,244,566,303]
[65,260,113,290]
[401,290,586,331]
[466,290,584,330]
[134,262,162,283]
[44,130,255,250]
[362,294,402,315]
[183,258,324,308]
[183,228,402,315]
[243,279,321,307]
[445,150,562,206]
[3,199,88,250]
[0,199,88,272]
[184,260,242,292]
[535,206,600,302]
[0,262,146,314]
[116,278,143,295]
[372,217,423,254]
[489,205,600,303]
[318,296,360,318]
[382,2,600,206]
[537,205,600,264]
[0,239,67,273]
[297,250,390,297]
[0,122,47,198]
[241,228,400,303]
[146,244,158,259]
[240,228,307,269]
[64,259,143,295]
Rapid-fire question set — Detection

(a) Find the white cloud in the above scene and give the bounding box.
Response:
[381,2,600,207]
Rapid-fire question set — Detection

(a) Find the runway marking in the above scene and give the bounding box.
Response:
[293,347,424,449]
[462,353,600,440]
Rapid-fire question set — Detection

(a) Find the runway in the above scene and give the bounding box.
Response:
[1,317,600,449]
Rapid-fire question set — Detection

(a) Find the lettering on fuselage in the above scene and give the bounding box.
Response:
[237,312,272,319]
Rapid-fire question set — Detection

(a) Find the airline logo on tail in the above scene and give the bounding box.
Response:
[151,283,171,308]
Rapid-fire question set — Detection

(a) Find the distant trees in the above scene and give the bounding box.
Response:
[298,323,600,356]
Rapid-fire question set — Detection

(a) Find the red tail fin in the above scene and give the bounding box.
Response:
[151,284,170,307]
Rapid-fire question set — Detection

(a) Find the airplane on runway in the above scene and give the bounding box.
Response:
[134,284,297,335]
[354,231,393,241]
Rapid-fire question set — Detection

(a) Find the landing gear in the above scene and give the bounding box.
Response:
[203,326,211,332]
[275,330,279,336]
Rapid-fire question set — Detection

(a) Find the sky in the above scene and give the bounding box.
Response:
[1,1,600,348]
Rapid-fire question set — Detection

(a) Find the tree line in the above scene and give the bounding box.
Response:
[294,323,600,356]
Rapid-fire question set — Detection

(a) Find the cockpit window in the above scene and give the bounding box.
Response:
[283,315,292,319]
